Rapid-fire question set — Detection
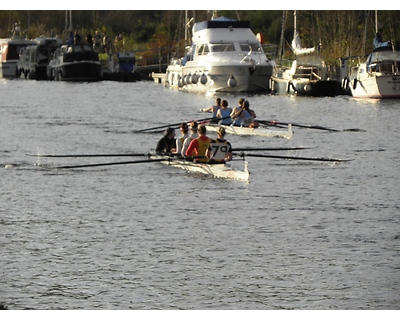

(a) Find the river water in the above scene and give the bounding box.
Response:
[1,79,399,311]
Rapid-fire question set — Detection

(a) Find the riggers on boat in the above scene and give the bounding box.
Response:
[205,123,293,139]
[150,155,250,183]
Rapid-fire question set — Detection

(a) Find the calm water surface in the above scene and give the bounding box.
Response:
[1,79,399,310]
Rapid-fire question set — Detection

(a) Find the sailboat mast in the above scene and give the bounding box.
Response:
[375,10,378,34]
[278,11,286,60]
[294,10,297,34]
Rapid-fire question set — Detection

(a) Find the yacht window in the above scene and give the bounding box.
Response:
[210,44,234,52]
[197,45,205,55]
[240,43,261,52]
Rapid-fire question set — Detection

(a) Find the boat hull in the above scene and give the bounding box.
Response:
[166,64,272,93]
[350,74,400,99]
[151,155,250,182]
[271,75,339,97]
[54,61,103,81]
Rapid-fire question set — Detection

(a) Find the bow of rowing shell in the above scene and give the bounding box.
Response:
[150,155,250,183]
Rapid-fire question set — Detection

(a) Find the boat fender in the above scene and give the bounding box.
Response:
[353,78,358,90]
[187,73,192,84]
[341,77,348,90]
[182,75,187,85]
[228,76,237,87]
[178,76,183,87]
[304,84,312,92]
[200,73,207,84]
[191,73,198,84]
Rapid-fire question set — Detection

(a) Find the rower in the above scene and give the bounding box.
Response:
[207,126,233,164]
[176,122,189,155]
[230,97,245,126]
[231,100,258,127]
[200,97,221,124]
[156,127,176,155]
[181,121,198,157]
[216,100,233,125]
[185,124,212,163]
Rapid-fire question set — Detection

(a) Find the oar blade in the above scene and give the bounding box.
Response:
[28,153,152,158]
[235,153,353,162]
[233,147,311,152]
[43,158,165,169]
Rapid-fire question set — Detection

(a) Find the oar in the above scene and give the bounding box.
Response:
[42,158,167,169]
[233,152,352,162]
[233,147,311,152]
[135,115,232,133]
[28,152,152,158]
[258,120,365,132]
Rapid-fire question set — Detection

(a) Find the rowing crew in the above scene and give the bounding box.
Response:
[155,122,232,164]
[201,97,258,128]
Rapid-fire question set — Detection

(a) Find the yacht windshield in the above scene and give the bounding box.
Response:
[240,43,261,53]
[370,50,400,63]
[210,44,235,52]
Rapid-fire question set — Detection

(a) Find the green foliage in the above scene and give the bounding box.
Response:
[1,10,400,66]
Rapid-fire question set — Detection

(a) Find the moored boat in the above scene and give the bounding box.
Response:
[271,11,339,97]
[0,23,35,79]
[16,37,63,80]
[348,48,400,99]
[347,28,400,98]
[205,123,293,139]
[160,11,273,93]
[46,43,102,81]
[151,155,250,183]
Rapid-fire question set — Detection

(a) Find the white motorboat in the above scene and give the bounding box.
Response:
[271,11,339,97]
[151,155,250,183]
[205,123,293,139]
[0,23,35,79]
[162,13,273,93]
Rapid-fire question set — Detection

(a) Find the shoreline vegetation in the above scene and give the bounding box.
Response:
[1,10,399,69]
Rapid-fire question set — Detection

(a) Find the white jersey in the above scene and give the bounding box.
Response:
[176,133,189,154]
[208,138,232,162]
[181,133,197,156]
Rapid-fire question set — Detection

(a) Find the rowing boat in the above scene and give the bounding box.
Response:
[205,123,293,139]
[151,155,250,183]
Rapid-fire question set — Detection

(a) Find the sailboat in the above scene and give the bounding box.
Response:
[270,11,339,97]
[161,11,273,93]
[348,11,400,99]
